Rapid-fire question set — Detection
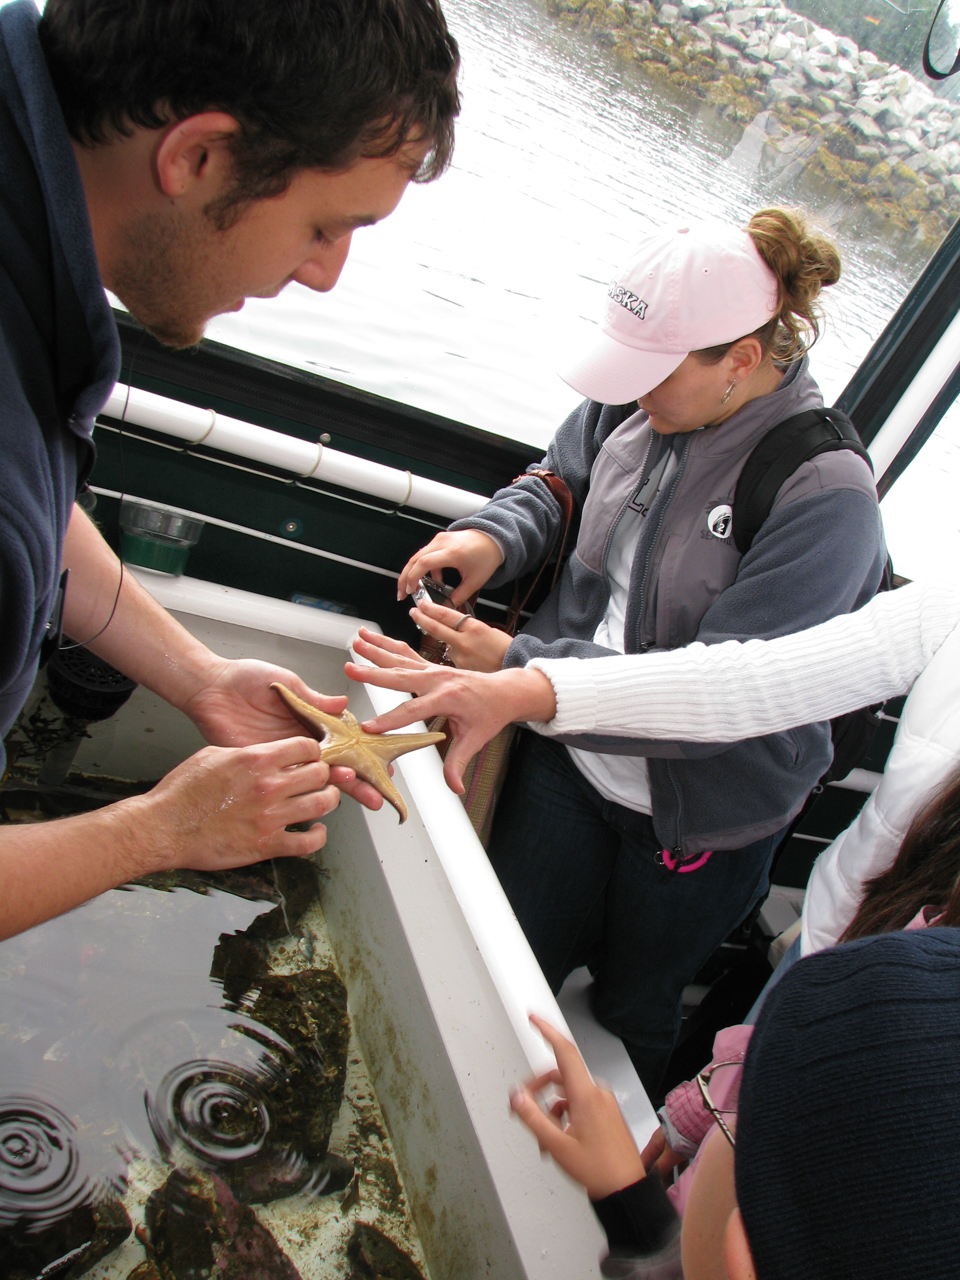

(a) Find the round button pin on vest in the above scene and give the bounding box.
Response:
[708,504,733,539]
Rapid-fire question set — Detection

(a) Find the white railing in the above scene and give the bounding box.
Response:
[101,383,490,522]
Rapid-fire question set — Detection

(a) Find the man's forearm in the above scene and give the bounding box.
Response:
[0,799,147,940]
[61,504,222,710]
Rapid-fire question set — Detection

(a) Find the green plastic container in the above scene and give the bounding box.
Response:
[119,501,203,576]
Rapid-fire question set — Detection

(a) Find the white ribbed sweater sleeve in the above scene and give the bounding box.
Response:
[527,580,960,742]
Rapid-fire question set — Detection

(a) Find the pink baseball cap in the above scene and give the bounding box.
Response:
[562,221,780,404]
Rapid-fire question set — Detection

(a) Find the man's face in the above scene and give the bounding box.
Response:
[110,151,419,348]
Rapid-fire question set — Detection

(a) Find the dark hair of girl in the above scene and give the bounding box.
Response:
[841,763,960,942]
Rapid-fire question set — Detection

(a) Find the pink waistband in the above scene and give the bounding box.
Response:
[660,848,714,873]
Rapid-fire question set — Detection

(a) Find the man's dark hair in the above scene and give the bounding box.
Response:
[39,0,460,221]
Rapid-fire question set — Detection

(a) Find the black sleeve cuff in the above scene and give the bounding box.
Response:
[591,1176,681,1256]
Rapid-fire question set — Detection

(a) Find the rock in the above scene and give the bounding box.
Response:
[244,970,350,1163]
[743,41,769,61]
[801,64,833,89]
[824,125,858,160]
[684,25,714,50]
[142,1171,301,1280]
[700,17,729,38]
[853,96,883,119]
[128,1264,163,1280]
[875,98,906,130]
[347,1224,426,1280]
[766,80,804,106]
[754,60,776,80]
[767,32,791,60]
[849,112,884,141]
[928,182,947,206]
[893,159,921,187]
[855,145,882,165]
[681,0,715,17]
[784,14,810,37]
[0,1199,132,1280]
[808,26,838,56]
[659,3,680,21]
[725,8,756,24]
[836,35,858,61]
[806,50,838,71]
[720,26,747,49]
[859,49,879,67]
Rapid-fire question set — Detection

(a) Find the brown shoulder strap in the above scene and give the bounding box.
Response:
[506,468,575,631]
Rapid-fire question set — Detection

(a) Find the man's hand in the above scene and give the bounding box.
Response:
[0,736,342,940]
[136,736,339,872]
[397,529,503,605]
[346,628,557,793]
[510,1015,646,1201]
[179,658,383,812]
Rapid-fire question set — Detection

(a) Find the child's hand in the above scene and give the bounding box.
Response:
[510,1014,646,1201]
[639,1127,685,1182]
[410,597,512,672]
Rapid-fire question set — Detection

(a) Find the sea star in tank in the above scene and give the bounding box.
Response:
[271,683,444,824]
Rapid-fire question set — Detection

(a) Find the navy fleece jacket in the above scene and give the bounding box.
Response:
[0,1,120,768]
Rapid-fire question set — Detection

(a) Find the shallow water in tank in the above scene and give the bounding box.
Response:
[0,840,428,1279]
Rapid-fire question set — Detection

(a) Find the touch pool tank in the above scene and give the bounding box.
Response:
[0,570,657,1280]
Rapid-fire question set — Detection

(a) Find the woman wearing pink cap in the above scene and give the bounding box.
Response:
[353,209,885,1098]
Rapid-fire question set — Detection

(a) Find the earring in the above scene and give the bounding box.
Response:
[721,380,737,405]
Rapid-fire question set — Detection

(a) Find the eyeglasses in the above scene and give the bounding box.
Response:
[695,1059,740,1150]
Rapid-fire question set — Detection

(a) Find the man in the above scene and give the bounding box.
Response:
[0,0,460,938]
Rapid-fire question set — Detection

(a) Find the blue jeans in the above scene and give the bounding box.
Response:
[488,732,786,1097]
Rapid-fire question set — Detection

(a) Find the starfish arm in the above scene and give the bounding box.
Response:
[340,749,409,823]
[366,731,447,764]
[270,683,348,742]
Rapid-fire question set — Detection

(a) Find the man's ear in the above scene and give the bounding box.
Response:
[722,1209,757,1280]
[154,112,241,199]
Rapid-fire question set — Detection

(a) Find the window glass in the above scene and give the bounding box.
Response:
[881,397,960,580]
[204,0,956,455]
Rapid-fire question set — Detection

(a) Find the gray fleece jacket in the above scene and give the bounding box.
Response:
[450,359,885,856]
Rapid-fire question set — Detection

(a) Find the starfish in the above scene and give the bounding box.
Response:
[271,683,445,824]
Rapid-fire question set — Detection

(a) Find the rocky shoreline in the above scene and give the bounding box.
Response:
[544,0,960,246]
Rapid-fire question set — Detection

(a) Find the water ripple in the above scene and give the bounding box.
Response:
[0,1098,89,1230]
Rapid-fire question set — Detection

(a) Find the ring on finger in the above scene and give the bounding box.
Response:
[451,614,469,632]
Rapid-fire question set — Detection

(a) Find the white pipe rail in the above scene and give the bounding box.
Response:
[867,307,960,481]
[101,383,490,522]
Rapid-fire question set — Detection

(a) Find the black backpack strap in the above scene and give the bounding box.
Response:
[732,408,874,556]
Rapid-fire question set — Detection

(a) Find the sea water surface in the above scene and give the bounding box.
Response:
[205,0,960,576]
